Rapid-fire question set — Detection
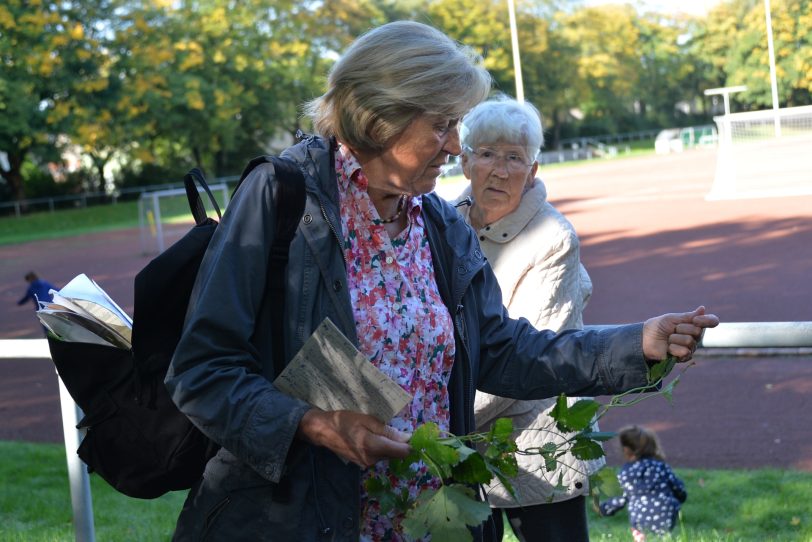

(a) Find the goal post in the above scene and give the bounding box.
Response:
[138,183,230,254]
[707,105,812,200]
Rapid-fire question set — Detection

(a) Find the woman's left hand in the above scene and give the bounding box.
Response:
[642,306,719,362]
[297,409,412,468]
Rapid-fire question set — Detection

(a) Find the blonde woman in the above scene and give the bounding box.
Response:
[167,23,717,541]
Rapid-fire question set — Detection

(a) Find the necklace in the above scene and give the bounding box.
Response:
[379,194,407,224]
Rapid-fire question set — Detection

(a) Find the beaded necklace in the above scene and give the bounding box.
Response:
[379,194,407,224]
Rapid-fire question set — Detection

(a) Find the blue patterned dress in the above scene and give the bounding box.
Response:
[600,458,687,535]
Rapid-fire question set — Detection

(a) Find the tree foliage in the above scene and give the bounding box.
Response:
[1,0,811,201]
[0,0,115,200]
[695,0,812,108]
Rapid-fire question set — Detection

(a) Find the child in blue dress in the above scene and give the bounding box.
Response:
[599,425,687,541]
[17,271,58,336]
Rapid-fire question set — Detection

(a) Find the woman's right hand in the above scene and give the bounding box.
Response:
[297,409,412,468]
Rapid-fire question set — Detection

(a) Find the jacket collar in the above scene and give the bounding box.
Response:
[421,192,486,308]
[455,178,547,244]
[292,135,486,308]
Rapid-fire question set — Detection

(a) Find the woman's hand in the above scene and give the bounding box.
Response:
[297,409,412,468]
[642,306,720,362]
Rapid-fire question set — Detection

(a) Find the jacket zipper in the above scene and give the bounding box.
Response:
[320,201,348,267]
[454,303,474,432]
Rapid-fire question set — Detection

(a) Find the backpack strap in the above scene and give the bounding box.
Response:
[184,168,223,224]
[267,157,306,376]
[230,156,305,377]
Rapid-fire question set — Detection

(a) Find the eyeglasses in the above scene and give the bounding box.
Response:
[467,148,533,172]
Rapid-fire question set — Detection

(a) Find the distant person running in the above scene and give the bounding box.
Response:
[600,425,687,541]
[17,271,57,310]
[17,271,57,336]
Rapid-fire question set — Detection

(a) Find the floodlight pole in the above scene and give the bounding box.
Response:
[764,0,781,136]
[507,0,524,103]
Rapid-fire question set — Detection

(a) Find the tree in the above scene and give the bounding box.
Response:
[634,12,702,126]
[557,5,642,133]
[0,0,113,201]
[695,0,812,110]
[108,0,382,179]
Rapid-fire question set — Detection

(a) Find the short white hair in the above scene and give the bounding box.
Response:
[460,96,544,161]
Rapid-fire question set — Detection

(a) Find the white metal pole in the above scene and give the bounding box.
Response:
[507,0,524,103]
[764,0,781,136]
[152,192,164,253]
[57,377,96,542]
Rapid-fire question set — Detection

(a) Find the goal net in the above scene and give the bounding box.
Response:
[707,105,812,200]
[138,183,230,255]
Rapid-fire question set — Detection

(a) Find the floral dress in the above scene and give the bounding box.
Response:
[335,147,456,541]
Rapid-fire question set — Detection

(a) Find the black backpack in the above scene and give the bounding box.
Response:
[46,156,306,499]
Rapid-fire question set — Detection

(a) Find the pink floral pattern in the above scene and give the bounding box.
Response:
[335,146,456,541]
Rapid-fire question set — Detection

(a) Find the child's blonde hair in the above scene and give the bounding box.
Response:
[619,425,665,461]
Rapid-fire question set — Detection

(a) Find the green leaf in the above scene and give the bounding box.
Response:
[364,476,412,514]
[570,436,605,460]
[549,394,568,427]
[401,485,492,542]
[567,400,601,429]
[390,453,419,479]
[551,397,601,432]
[647,355,677,384]
[539,442,559,472]
[441,438,478,463]
[489,417,514,442]
[589,467,622,498]
[451,452,492,485]
[364,475,388,495]
[410,423,460,479]
[661,375,682,404]
[489,463,517,499]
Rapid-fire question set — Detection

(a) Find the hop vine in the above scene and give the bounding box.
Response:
[365,356,689,541]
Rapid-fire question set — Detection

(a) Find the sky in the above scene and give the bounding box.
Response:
[583,0,725,17]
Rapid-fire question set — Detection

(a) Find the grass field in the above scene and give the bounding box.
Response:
[2,441,809,541]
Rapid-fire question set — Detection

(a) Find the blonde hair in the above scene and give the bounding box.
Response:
[619,425,666,461]
[305,21,491,154]
[460,95,544,161]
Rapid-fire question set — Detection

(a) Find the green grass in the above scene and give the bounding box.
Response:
[0,441,185,541]
[0,191,228,246]
[0,201,143,245]
[3,441,810,541]
[502,467,812,542]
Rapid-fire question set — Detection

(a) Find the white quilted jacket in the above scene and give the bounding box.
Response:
[456,178,605,507]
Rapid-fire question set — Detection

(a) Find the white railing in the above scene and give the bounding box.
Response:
[3,321,812,541]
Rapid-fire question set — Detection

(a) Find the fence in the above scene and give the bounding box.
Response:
[0,176,240,218]
[2,321,812,541]
[138,183,230,254]
[559,128,662,148]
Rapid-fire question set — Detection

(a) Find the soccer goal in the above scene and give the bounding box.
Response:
[707,105,812,200]
[138,183,230,254]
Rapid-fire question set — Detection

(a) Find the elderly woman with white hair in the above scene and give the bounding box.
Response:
[167,21,717,542]
[456,97,602,542]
